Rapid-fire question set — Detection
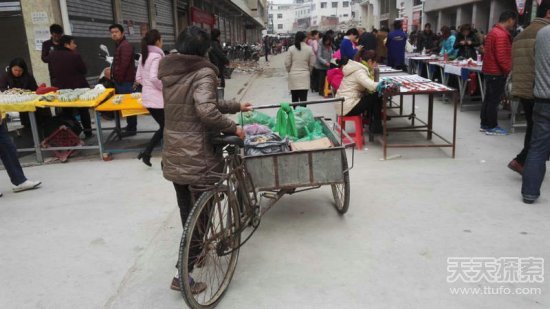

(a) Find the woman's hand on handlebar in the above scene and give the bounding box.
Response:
[240,102,253,112]
[235,127,245,140]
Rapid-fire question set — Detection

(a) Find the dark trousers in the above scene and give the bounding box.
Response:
[115,82,137,131]
[311,68,320,92]
[173,183,206,273]
[0,122,27,186]
[514,98,535,165]
[143,108,164,156]
[521,101,550,200]
[62,108,92,134]
[264,49,269,61]
[291,90,308,103]
[480,75,506,129]
[318,69,328,96]
[346,93,383,133]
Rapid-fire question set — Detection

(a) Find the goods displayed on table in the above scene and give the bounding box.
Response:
[398,81,453,93]
[377,79,402,96]
[57,86,106,102]
[378,66,402,73]
[112,95,123,104]
[381,75,431,83]
[0,88,39,104]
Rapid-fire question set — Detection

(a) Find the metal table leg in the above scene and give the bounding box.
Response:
[28,111,43,163]
[427,94,434,140]
[94,110,105,160]
[452,92,458,158]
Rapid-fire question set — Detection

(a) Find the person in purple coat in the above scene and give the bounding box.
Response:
[386,20,408,70]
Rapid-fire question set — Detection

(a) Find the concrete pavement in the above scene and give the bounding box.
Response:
[1,53,549,309]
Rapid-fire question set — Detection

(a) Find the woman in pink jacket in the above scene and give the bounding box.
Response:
[136,30,164,166]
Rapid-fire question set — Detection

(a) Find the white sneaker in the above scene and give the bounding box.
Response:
[13,180,41,193]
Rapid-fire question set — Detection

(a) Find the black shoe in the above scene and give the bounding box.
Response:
[137,152,152,167]
[120,129,137,137]
[84,133,94,140]
[523,198,536,204]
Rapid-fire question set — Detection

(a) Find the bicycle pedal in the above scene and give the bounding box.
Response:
[261,192,278,199]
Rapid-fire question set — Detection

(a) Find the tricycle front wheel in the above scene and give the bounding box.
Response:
[331,152,350,214]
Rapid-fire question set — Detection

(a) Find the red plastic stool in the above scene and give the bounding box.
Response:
[337,115,364,150]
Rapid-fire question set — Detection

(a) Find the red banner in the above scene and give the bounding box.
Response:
[191,7,215,26]
[402,16,409,32]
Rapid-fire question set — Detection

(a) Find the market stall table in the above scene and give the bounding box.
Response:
[407,55,433,75]
[378,78,459,159]
[34,88,115,160]
[443,62,484,109]
[95,93,155,159]
[0,96,43,162]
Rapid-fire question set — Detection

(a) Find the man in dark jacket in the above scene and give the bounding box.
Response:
[416,23,437,53]
[110,24,137,136]
[41,24,63,85]
[49,35,92,138]
[508,1,550,175]
[480,10,517,136]
[358,27,377,51]
[208,28,229,88]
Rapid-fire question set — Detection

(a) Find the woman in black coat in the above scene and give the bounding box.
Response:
[453,24,481,59]
[0,58,38,92]
[0,58,52,130]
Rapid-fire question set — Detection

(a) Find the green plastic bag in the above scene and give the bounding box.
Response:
[274,103,298,139]
[296,120,327,142]
[238,110,275,128]
[294,106,315,139]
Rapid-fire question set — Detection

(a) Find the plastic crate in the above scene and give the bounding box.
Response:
[41,126,84,162]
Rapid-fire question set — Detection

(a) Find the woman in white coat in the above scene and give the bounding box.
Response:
[335,49,383,133]
[136,29,164,166]
[284,31,316,103]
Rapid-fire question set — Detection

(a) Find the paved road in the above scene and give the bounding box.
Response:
[1,54,549,309]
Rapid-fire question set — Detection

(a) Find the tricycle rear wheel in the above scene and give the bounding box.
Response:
[331,151,350,214]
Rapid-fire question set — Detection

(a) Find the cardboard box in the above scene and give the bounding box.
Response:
[290,137,333,151]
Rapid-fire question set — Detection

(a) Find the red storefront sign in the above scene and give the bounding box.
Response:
[413,11,421,26]
[516,0,526,15]
[402,16,409,32]
[191,7,215,26]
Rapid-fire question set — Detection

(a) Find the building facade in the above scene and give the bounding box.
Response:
[268,0,362,33]
[0,0,266,87]
[360,0,538,34]
[268,2,297,34]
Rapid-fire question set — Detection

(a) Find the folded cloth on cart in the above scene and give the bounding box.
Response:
[244,132,290,156]
[244,124,272,135]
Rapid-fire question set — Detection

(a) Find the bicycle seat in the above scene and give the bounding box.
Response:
[211,135,244,147]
